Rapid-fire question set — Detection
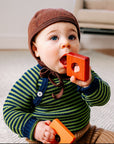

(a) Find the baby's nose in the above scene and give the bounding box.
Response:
[62,43,71,49]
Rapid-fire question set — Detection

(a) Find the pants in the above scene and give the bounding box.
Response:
[26,124,114,144]
[74,124,114,143]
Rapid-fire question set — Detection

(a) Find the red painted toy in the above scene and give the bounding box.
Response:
[50,119,76,144]
[67,52,90,81]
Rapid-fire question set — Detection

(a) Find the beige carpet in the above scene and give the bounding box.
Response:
[0,50,114,143]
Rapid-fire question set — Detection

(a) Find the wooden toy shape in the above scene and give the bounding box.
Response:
[67,52,90,81]
[50,119,76,144]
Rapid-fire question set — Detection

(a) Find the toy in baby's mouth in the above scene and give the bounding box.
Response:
[67,52,90,81]
[50,119,76,144]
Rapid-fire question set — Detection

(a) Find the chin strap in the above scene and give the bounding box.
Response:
[37,58,69,99]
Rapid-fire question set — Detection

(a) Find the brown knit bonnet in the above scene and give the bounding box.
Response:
[28,8,80,99]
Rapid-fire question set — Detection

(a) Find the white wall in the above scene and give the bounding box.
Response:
[0,0,75,49]
[80,34,114,49]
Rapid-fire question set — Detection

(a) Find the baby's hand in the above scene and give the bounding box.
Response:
[70,66,92,88]
[34,120,56,143]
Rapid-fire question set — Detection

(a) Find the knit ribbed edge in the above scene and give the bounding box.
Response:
[35,16,80,40]
[22,116,39,140]
[77,77,99,95]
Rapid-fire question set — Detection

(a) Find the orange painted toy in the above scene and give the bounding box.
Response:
[50,119,76,144]
[67,52,90,81]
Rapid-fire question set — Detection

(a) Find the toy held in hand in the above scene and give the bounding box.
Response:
[67,52,90,81]
[50,119,76,144]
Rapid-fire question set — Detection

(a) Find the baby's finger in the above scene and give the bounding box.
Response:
[43,126,56,141]
[45,120,51,125]
[48,132,55,142]
[42,139,50,144]
[70,76,85,87]
[43,131,55,142]
[74,65,80,73]
[70,75,77,83]
[46,125,56,135]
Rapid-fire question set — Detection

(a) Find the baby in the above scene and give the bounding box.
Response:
[3,8,114,143]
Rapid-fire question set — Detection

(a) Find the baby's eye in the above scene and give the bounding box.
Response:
[50,35,58,40]
[68,35,76,40]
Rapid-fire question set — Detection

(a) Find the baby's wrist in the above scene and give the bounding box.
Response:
[82,77,92,88]
[77,77,99,95]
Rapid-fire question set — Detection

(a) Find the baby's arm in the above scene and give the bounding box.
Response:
[34,120,56,143]
[3,67,44,141]
[70,68,110,106]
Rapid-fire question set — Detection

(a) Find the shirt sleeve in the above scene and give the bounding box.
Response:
[3,67,39,140]
[77,70,111,106]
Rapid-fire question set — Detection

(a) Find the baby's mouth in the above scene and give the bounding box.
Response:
[60,54,67,68]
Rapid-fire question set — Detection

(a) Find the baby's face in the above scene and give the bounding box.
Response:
[34,22,80,74]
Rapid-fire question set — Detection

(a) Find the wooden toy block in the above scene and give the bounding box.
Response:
[67,52,90,81]
[50,119,76,144]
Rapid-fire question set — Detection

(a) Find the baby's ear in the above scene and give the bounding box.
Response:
[32,42,40,57]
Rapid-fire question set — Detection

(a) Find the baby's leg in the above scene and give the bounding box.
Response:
[76,125,114,143]
[96,129,114,143]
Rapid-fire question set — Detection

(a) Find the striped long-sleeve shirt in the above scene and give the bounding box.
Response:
[3,64,110,140]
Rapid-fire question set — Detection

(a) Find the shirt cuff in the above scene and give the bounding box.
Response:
[77,77,99,95]
[22,116,39,140]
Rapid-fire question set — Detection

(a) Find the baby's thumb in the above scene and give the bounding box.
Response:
[45,120,51,125]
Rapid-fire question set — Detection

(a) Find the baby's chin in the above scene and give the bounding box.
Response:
[48,65,67,74]
[56,68,67,74]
